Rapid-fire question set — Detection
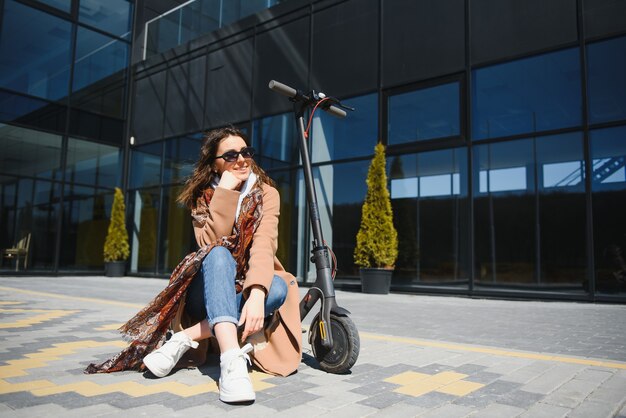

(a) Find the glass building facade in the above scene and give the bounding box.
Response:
[2,0,626,303]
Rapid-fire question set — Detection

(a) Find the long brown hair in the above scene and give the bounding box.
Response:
[177,126,275,209]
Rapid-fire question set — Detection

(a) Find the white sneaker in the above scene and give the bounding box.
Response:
[219,343,255,403]
[143,331,199,377]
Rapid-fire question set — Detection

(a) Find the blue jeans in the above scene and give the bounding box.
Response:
[185,246,287,328]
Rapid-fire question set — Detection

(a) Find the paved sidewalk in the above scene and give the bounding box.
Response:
[0,275,625,417]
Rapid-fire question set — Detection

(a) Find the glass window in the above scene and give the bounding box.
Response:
[79,0,133,37]
[0,0,72,101]
[311,93,378,163]
[163,135,202,185]
[388,82,460,144]
[536,133,587,287]
[0,91,66,132]
[129,188,160,274]
[0,178,60,271]
[587,36,626,125]
[66,138,121,187]
[474,138,536,285]
[59,185,111,270]
[268,168,305,278]
[311,160,370,281]
[0,176,18,253]
[389,148,469,287]
[253,114,299,170]
[130,143,162,188]
[472,48,582,140]
[591,126,626,295]
[159,185,194,274]
[0,124,63,180]
[36,0,71,12]
[73,27,129,93]
[474,134,587,291]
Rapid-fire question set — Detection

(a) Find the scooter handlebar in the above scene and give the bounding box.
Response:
[268,80,297,98]
[268,80,346,118]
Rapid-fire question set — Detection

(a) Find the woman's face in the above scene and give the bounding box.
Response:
[213,135,252,182]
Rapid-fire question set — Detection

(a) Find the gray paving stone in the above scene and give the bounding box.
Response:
[356,391,407,409]
[541,377,599,408]
[519,402,571,418]
[404,392,456,409]
[259,391,319,412]
[468,403,525,418]
[575,367,617,384]
[567,399,621,418]
[454,364,487,375]
[420,403,475,417]
[320,402,379,417]
[464,371,501,384]
[350,381,401,396]
[496,390,544,409]
[521,364,583,395]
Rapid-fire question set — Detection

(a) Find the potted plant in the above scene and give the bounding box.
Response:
[354,143,398,294]
[103,187,130,277]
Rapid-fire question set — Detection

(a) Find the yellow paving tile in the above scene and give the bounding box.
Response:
[394,380,443,397]
[96,323,124,331]
[0,379,56,394]
[437,380,485,396]
[384,371,431,385]
[429,371,468,384]
[0,309,79,329]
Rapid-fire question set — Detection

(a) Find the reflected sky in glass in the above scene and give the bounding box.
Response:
[388,82,460,144]
[587,36,626,124]
[472,48,582,140]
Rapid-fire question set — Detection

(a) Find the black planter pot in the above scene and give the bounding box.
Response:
[359,268,393,294]
[105,261,126,277]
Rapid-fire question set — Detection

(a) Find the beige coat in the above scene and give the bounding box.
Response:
[172,183,302,377]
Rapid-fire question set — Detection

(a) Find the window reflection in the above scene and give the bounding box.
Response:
[0,177,60,271]
[0,91,67,132]
[474,133,587,289]
[388,82,460,144]
[0,124,63,180]
[59,186,111,270]
[130,143,162,188]
[129,188,160,273]
[309,160,369,281]
[66,138,121,187]
[311,93,378,162]
[389,148,469,287]
[587,36,626,125]
[591,126,626,294]
[472,48,582,140]
[36,0,71,12]
[79,0,132,37]
[163,135,202,185]
[159,185,194,273]
[73,27,129,93]
[0,0,72,101]
[267,168,304,277]
[253,114,298,169]
[145,0,285,58]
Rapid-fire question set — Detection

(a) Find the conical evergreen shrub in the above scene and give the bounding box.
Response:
[354,143,398,269]
[104,187,130,262]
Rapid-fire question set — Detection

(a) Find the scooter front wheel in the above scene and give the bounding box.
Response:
[309,313,360,374]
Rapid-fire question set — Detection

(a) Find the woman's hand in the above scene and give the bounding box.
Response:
[239,287,265,342]
[218,170,243,190]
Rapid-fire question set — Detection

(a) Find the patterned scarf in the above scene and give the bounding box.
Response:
[85,184,263,374]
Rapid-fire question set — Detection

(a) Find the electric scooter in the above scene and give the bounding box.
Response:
[269,80,360,374]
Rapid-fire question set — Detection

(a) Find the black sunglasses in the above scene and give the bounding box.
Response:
[215,147,255,162]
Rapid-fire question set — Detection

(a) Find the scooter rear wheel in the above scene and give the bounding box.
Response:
[309,313,360,374]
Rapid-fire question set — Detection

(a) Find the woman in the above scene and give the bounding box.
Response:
[86,127,302,404]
